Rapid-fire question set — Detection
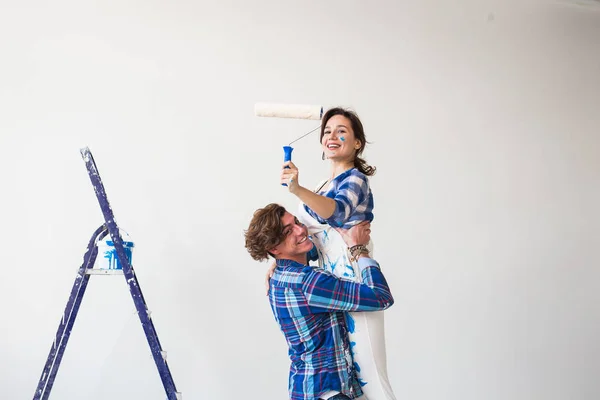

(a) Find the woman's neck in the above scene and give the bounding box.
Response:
[329,160,355,181]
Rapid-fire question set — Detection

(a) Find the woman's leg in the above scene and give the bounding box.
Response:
[314,227,397,400]
[347,310,396,400]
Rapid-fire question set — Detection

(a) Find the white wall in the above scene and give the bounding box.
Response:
[1,0,599,399]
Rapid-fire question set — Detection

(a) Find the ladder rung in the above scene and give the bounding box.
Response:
[84,269,124,275]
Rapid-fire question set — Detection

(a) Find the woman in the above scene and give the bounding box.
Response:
[279,107,396,400]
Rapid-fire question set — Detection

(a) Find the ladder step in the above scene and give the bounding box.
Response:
[84,269,124,275]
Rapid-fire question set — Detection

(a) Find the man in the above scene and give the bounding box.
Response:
[244,203,394,400]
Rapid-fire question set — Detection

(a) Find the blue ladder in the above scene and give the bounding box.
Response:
[32,147,181,400]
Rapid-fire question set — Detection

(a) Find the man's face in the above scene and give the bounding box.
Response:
[270,212,312,260]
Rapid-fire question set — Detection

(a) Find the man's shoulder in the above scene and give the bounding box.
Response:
[272,264,315,287]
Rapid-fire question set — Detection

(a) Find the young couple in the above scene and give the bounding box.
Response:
[245,108,396,400]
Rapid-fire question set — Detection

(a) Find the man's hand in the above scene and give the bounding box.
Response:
[334,221,371,248]
[264,261,276,295]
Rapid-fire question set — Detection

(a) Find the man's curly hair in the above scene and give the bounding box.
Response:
[244,203,286,261]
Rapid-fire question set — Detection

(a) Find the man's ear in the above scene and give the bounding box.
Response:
[269,244,281,256]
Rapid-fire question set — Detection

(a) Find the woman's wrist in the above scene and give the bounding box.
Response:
[349,244,369,261]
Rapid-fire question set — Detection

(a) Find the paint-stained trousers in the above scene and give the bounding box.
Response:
[297,203,397,400]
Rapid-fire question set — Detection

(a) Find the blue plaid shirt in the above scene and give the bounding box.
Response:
[268,257,394,400]
[304,168,374,229]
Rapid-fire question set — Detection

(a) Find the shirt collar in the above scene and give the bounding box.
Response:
[275,258,306,269]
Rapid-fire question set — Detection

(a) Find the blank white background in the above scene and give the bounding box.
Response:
[0,0,598,399]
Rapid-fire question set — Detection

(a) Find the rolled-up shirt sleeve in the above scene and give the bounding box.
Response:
[325,172,370,227]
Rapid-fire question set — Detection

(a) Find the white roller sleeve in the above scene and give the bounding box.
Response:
[255,103,324,120]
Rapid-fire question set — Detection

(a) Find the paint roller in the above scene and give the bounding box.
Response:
[255,103,325,186]
[255,103,324,121]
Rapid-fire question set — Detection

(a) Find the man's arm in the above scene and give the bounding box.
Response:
[301,259,394,313]
[302,221,394,312]
[301,221,394,313]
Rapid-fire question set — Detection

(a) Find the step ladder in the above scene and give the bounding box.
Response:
[32,147,181,400]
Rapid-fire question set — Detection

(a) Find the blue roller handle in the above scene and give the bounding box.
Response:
[282,146,293,186]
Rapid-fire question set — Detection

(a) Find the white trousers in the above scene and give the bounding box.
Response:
[297,204,396,400]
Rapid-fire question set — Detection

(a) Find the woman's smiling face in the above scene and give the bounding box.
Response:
[321,114,361,162]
